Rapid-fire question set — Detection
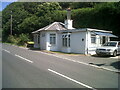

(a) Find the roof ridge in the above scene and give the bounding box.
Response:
[32,21,67,33]
[45,22,57,30]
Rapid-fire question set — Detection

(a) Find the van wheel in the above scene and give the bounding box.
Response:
[113,51,117,57]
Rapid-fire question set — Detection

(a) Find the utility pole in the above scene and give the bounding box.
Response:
[10,11,12,35]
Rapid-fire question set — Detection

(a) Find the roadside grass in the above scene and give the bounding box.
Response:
[28,47,40,50]
[41,50,85,56]
[3,42,26,47]
[2,42,85,56]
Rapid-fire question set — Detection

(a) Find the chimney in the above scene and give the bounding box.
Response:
[64,8,73,29]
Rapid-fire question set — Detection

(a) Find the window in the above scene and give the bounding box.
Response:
[100,36,102,44]
[118,42,120,45]
[91,35,96,43]
[50,34,56,44]
[118,42,120,47]
[34,34,37,43]
[102,36,106,44]
[103,42,117,46]
[62,34,70,47]
[38,34,40,44]
[42,33,45,37]
[62,36,65,46]
[34,34,39,44]
[68,35,70,47]
[100,36,107,44]
[65,36,67,47]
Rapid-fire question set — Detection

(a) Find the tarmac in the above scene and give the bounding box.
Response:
[11,45,120,73]
[40,50,120,73]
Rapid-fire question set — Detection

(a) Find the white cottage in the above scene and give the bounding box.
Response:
[32,8,117,55]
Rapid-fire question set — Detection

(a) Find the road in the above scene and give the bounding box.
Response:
[2,44,119,89]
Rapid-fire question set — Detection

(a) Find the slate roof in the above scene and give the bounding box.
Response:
[32,22,67,33]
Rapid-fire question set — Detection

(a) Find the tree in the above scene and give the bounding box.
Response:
[2,2,120,42]
[2,2,30,36]
[18,15,40,34]
[36,2,62,17]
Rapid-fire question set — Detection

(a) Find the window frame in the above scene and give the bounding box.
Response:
[62,33,71,47]
[50,33,56,45]
[91,35,96,44]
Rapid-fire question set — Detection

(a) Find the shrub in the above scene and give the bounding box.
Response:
[18,33,29,45]
[7,35,20,44]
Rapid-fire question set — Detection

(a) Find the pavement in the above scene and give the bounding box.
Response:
[2,43,119,89]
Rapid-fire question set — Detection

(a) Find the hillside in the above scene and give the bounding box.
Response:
[2,2,120,42]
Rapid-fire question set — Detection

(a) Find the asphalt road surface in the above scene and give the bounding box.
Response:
[2,44,119,89]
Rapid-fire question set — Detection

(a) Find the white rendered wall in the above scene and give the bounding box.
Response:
[86,31,98,55]
[40,31,46,50]
[46,31,59,51]
[33,34,40,48]
[61,47,71,53]
[57,33,62,51]
[64,20,73,29]
[70,32,86,54]
[61,32,86,54]
[86,31,110,55]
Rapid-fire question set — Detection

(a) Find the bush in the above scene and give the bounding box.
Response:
[18,33,29,45]
[7,35,20,44]
[6,34,30,46]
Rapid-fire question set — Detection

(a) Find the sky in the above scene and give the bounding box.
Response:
[0,0,18,11]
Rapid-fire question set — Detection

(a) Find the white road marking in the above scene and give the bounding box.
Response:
[3,49,10,53]
[15,54,33,63]
[8,44,119,72]
[35,51,120,72]
[48,69,97,90]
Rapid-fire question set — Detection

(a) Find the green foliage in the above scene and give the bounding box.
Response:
[23,2,42,14]
[59,2,101,9]
[18,33,29,45]
[7,35,20,44]
[2,2,31,36]
[72,2,120,38]
[0,11,1,15]
[18,15,40,34]
[72,8,93,28]
[2,2,120,43]
[36,2,62,17]
[6,34,29,45]
[50,10,66,22]
[0,28,2,38]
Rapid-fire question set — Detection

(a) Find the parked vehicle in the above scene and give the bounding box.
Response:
[27,41,34,48]
[96,41,120,56]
